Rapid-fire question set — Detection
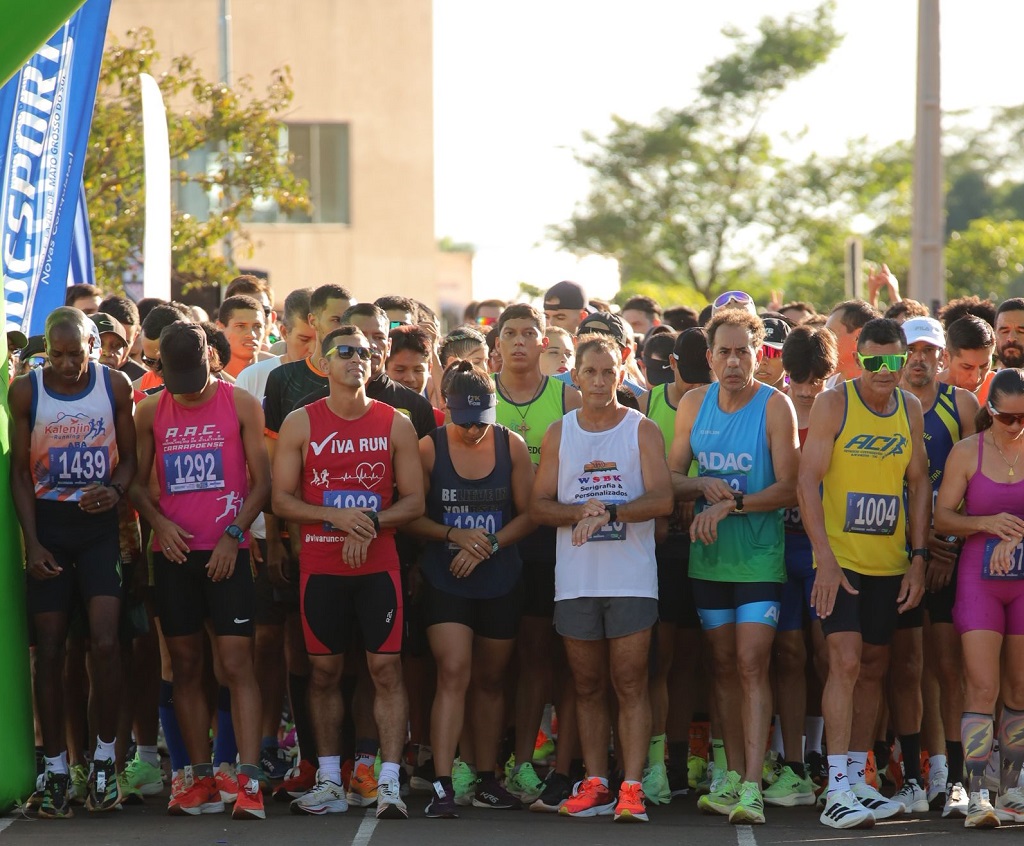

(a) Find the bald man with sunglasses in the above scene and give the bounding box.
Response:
[798,317,930,829]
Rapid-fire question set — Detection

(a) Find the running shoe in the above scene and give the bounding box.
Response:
[730,780,766,825]
[641,761,671,805]
[894,778,928,813]
[215,764,238,804]
[424,781,458,818]
[290,772,348,815]
[943,782,968,818]
[452,759,476,806]
[169,768,224,816]
[125,753,165,797]
[763,765,817,807]
[473,779,523,810]
[346,761,378,807]
[666,760,689,797]
[531,771,572,812]
[819,788,875,829]
[259,744,290,781]
[695,760,714,795]
[614,781,648,823]
[697,769,740,815]
[69,763,88,805]
[995,786,1024,823]
[25,772,44,812]
[38,771,73,819]
[232,772,266,820]
[274,758,316,801]
[506,761,544,803]
[375,776,407,819]
[965,789,1000,828]
[762,751,783,786]
[927,768,948,811]
[410,754,436,793]
[117,770,142,806]
[86,758,122,812]
[559,777,616,817]
[851,782,903,820]
[688,754,708,790]
[533,730,555,764]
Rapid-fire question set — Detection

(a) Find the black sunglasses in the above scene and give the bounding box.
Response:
[141,353,160,368]
[326,345,372,361]
[453,420,488,430]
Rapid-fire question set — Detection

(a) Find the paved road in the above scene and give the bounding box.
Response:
[0,789,1007,846]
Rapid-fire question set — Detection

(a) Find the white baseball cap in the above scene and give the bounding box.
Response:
[902,316,945,349]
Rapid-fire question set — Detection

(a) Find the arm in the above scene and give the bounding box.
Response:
[377,412,426,529]
[934,436,1024,540]
[403,435,442,543]
[529,421,589,527]
[898,394,930,612]
[106,370,137,497]
[956,387,979,438]
[668,387,736,504]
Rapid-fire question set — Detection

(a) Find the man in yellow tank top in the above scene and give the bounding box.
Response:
[798,318,930,829]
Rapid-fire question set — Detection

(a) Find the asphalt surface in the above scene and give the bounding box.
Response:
[0,787,1013,846]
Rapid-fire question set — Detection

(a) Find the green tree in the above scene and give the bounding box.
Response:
[551,3,842,298]
[945,218,1024,300]
[85,28,309,294]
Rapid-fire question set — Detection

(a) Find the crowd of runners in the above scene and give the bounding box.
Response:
[10,270,1024,830]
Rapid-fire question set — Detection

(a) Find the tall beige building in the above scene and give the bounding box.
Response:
[106,0,439,306]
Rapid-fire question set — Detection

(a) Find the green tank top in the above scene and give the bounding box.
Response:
[647,383,677,456]
[494,375,566,465]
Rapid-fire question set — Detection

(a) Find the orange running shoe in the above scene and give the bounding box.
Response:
[559,777,615,817]
[168,770,224,816]
[614,781,649,822]
[346,762,378,807]
[274,759,316,802]
[865,751,880,790]
[216,766,238,803]
[232,772,266,820]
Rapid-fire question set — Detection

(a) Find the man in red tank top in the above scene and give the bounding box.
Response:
[273,326,424,819]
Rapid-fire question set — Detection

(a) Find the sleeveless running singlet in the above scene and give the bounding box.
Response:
[421,424,522,598]
[820,381,912,576]
[689,383,784,583]
[152,381,250,550]
[646,383,676,450]
[30,362,119,502]
[555,408,657,600]
[923,382,962,494]
[960,436,1024,580]
[299,398,398,576]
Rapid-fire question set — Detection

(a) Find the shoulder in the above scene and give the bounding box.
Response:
[679,383,711,411]
[901,388,924,415]
[8,373,32,409]
[636,415,664,440]
[953,385,980,414]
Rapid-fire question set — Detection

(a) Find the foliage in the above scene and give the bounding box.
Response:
[84,28,309,294]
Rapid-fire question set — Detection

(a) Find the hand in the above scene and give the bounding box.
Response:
[988,538,1020,576]
[897,558,925,613]
[449,526,492,561]
[768,289,784,312]
[576,498,607,520]
[250,539,264,565]
[449,547,484,579]
[206,535,239,582]
[266,538,290,588]
[924,533,959,591]
[342,533,371,568]
[689,500,734,545]
[78,483,120,515]
[810,556,858,619]
[700,477,737,505]
[980,512,1024,542]
[330,507,377,540]
[572,511,610,546]
[155,517,193,564]
[26,542,61,580]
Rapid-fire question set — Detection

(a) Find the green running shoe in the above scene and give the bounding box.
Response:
[506,761,544,803]
[69,763,88,805]
[729,780,766,825]
[697,769,740,815]
[125,753,166,797]
[642,762,671,805]
[762,751,783,786]
[764,765,817,807]
[452,759,476,806]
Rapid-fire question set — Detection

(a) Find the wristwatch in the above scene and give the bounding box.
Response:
[367,510,381,532]
[910,547,930,562]
[733,492,745,513]
[606,503,618,524]
[225,524,244,541]
[485,533,500,554]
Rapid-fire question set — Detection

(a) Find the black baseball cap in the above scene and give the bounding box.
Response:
[159,321,209,394]
[544,280,588,312]
[90,312,128,348]
[6,330,27,353]
[762,317,791,350]
[446,390,497,426]
[673,328,712,385]
[23,335,45,358]
[577,311,630,347]
[642,332,677,387]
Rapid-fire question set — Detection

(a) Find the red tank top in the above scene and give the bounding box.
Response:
[152,382,250,550]
[300,398,398,575]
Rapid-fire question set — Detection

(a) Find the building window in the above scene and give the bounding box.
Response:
[172,123,350,225]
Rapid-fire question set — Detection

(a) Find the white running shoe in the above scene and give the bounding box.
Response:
[851,782,903,820]
[943,782,969,818]
[894,778,928,813]
[820,789,875,829]
[965,789,999,828]
[927,768,948,809]
[290,772,349,815]
[376,777,408,819]
[995,786,1024,823]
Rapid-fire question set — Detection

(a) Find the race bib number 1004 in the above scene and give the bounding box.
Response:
[843,492,899,536]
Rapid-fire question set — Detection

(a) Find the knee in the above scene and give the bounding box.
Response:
[773,636,806,676]
[89,633,120,663]
[369,657,404,694]
[827,647,860,683]
[611,666,648,701]
[435,659,470,694]
[309,662,341,692]
[572,669,605,700]
[736,647,770,684]
[891,644,923,683]
[217,650,254,687]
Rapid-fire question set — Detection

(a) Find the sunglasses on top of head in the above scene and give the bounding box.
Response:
[326,344,372,361]
[713,290,754,309]
[857,352,907,373]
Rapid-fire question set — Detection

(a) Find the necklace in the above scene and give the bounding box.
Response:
[496,374,544,437]
[992,434,1022,477]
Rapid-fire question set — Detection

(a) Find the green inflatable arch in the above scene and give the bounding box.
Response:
[0,0,88,812]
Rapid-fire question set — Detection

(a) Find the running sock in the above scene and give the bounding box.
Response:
[771,715,784,756]
[237,763,261,788]
[873,739,890,771]
[477,770,498,787]
[805,716,824,755]
[94,736,116,763]
[648,734,666,766]
[319,755,341,785]
[138,744,160,768]
[947,740,965,785]
[355,738,378,771]
[998,706,1024,792]
[786,760,807,779]
[436,775,453,792]
[899,733,922,783]
[261,735,278,753]
[213,686,237,767]
[847,751,868,786]
[288,672,318,765]
[44,752,69,776]
[961,712,994,793]
[158,680,190,772]
[711,738,727,773]
[379,762,400,784]
[826,754,848,792]
[668,740,688,767]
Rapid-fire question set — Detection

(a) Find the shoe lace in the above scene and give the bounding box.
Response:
[620,782,643,805]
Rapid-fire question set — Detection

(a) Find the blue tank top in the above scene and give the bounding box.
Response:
[689,382,785,583]
[923,382,961,493]
[421,424,522,598]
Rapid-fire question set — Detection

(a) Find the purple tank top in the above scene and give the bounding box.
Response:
[961,436,1024,568]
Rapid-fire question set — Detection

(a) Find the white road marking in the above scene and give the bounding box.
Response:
[0,819,13,834]
[772,834,937,844]
[351,808,378,846]
[736,826,758,846]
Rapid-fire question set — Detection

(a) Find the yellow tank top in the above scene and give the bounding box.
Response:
[819,381,912,576]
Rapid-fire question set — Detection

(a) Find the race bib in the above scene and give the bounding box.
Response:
[982,538,1024,580]
[843,492,899,536]
[163,449,224,493]
[49,445,109,487]
[716,474,748,494]
[322,489,382,531]
[783,505,804,533]
[444,510,503,550]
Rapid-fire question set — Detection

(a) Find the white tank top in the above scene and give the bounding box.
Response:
[555,407,657,601]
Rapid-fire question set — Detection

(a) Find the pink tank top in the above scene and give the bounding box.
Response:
[152,382,250,550]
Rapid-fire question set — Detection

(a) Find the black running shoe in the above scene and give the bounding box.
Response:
[424,781,459,818]
[472,779,522,810]
[39,772,73,819]
[531,771,572,812]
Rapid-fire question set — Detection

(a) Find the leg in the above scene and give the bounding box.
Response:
[703,624,745,776]
[216,635,261,765]
[254,623,285,743]
[164,633,211,765]
[514,616,554,764]
[33,611,71,758]
[426,623,473,778]
[85,595,123,748]
[849,644,890,754]
[366,652,407,764]
[470,635,517,774]
[773,628,807,765]
[735,622,777,784]
[889,626,923,782]
[563,637,611,778]
[609,628,653,782]
[308,654,345,757]
[821,631,862,758]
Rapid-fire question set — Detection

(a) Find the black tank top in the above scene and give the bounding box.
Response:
[422,424,522,598]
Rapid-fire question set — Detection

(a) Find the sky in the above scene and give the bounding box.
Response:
[433,1,1024,302]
